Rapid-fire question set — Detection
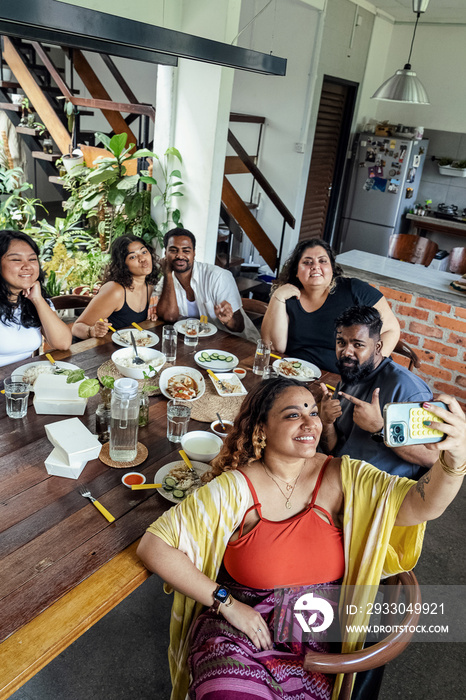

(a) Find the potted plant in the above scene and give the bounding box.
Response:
[437,158,466,177]
[60,98,84,174]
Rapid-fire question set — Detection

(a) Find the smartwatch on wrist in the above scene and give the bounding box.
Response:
[212,584,233,613]
[371,428,384,443]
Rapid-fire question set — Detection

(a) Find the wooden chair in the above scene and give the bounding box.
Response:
[388,233,438,267]
[304,570,421,700]
[51,294,92,310]
[448,247,466,275]
[392,339,421,371]
[242,297,268,329]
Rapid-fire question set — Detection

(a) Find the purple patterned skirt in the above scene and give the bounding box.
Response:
[188,577,340,700]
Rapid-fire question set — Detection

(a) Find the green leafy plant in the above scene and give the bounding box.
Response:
[141,367,158,394]
[44,270,63,297]
[139,146,184,236]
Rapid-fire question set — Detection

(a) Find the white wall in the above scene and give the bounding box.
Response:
[372,22,466,132]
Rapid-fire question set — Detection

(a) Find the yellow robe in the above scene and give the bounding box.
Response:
[147,455,426,700]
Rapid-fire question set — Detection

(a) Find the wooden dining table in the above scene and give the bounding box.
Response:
[0,322,338,700]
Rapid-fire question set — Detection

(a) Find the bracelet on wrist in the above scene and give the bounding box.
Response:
[273,296,286,304]
[438,450,466,476]
[87,325,93,339]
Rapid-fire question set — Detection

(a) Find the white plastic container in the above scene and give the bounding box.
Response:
[33,374,88,415]
[44,448,88,479]
[44,417,101,467]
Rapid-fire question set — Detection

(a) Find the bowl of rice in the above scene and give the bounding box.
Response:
[111,347,166,380]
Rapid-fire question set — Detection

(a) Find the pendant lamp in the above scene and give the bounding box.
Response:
[371,0,430,105]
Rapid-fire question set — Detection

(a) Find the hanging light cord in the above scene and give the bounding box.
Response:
[405,12,421,68]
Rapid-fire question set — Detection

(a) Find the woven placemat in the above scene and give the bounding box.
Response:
[190,379,245,423]
[97,360,161,396]
[99,441,148,468]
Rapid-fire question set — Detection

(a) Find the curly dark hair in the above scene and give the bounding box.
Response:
[102,235,161,288]
[208,377,306,478]
[274,238,343,293]
[0,230,47,328]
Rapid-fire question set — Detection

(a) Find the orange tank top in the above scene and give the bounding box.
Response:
[223,457,344,589]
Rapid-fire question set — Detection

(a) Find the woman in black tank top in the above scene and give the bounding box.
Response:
[72,235,161,339]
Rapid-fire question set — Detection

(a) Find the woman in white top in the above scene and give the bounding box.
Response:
[0,230,71,367]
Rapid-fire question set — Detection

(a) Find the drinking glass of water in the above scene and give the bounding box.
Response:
[4,377,31,419]
[167,399,191,443]
[162,325,177,362]
[253,340,271,375]
[184,319,200,348]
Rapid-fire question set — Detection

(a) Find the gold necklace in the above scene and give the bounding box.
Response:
[261,461,304,509]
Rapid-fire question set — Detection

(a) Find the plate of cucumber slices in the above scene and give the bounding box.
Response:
[194,349,239,373]
[155,460,210,503]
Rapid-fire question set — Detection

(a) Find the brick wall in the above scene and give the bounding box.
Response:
[374,285,466,411]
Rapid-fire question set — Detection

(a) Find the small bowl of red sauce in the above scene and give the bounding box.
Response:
[210,420,234,438]
[233,367,247,379]
[122,471,146,488]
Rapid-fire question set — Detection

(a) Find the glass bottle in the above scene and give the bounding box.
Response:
[109,378,140,462]
[139,393,149,427]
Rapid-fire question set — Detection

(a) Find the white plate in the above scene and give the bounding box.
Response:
[111,329,159,348]
[159,366,205,402]
[11,361,81,390]
[193,349,239,373]
[154,460,209,504]
[272,357,321,381]
[208,372,247,397]
[174,319,217,338]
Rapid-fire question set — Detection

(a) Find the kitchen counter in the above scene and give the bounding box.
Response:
[336,250,465,306]
[406,213,466,239]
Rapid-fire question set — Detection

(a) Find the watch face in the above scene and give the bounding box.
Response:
[215,586,229,602]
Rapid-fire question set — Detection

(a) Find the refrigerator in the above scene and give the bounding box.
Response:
[339,132,429,256]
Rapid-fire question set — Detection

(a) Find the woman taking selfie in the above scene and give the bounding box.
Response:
[72,235,160,339]
[261,238,400,372]
[0,230,71,367]
[138,378,465,700]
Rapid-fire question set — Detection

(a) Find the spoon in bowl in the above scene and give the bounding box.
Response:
[130,331,145,365]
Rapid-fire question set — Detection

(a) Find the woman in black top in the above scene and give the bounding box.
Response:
[261,238,400,373]
[72,235,161,339]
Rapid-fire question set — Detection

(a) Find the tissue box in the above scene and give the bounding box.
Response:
[45,447,88,479]
[44,417,101,467]
[33,374,88,415]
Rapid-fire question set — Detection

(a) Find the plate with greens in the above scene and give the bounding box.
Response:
[194,349,239,373]
[12,361,81,390]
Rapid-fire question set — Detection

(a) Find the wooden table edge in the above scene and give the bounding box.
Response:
[0,540,150,700]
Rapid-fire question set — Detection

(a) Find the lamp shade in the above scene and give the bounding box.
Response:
[371,64,430,104]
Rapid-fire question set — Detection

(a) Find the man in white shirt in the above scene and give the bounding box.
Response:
[155,229,259,341]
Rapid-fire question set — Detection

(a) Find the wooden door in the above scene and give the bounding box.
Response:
[299,78,357,243]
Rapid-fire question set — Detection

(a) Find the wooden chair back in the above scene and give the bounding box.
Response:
[448,247,466,275]
[51,294,92,310]
[388,234,438,267]
[304,570,421,700]
[242,297,268,329]
[392,339,421,371]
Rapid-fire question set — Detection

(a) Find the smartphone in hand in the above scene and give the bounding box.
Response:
[383,401,447,447]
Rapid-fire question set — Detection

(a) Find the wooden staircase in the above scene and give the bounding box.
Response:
[0,36,155,197]
[219,115,296,277]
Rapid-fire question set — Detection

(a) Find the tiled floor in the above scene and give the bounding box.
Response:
[10,483,465,700]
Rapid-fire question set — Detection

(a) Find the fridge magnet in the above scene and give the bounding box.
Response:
[368,166,377,178]
[391,161,400,168]
[419,147,425,155]
[405,187,414,199]
[396,170,401,175]
[375,165,384,177]
[406,167,416,184]
[389,169,396,177]
[390,140,396,150]
[363,178,375,191]
[372,177,387,193]
[394,152,399,159]
[413,155,421,167]
[383,139,390,147]
[388,150,394,156]
[366,149,376,162]
[380,160,386,167]
[387,179,400,194]
[359,162,366,168]
[399,145,407,163]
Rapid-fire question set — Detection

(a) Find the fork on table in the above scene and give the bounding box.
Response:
[78,485,116,523]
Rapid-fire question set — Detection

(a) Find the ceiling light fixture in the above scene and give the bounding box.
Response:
[371,0,430,105]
